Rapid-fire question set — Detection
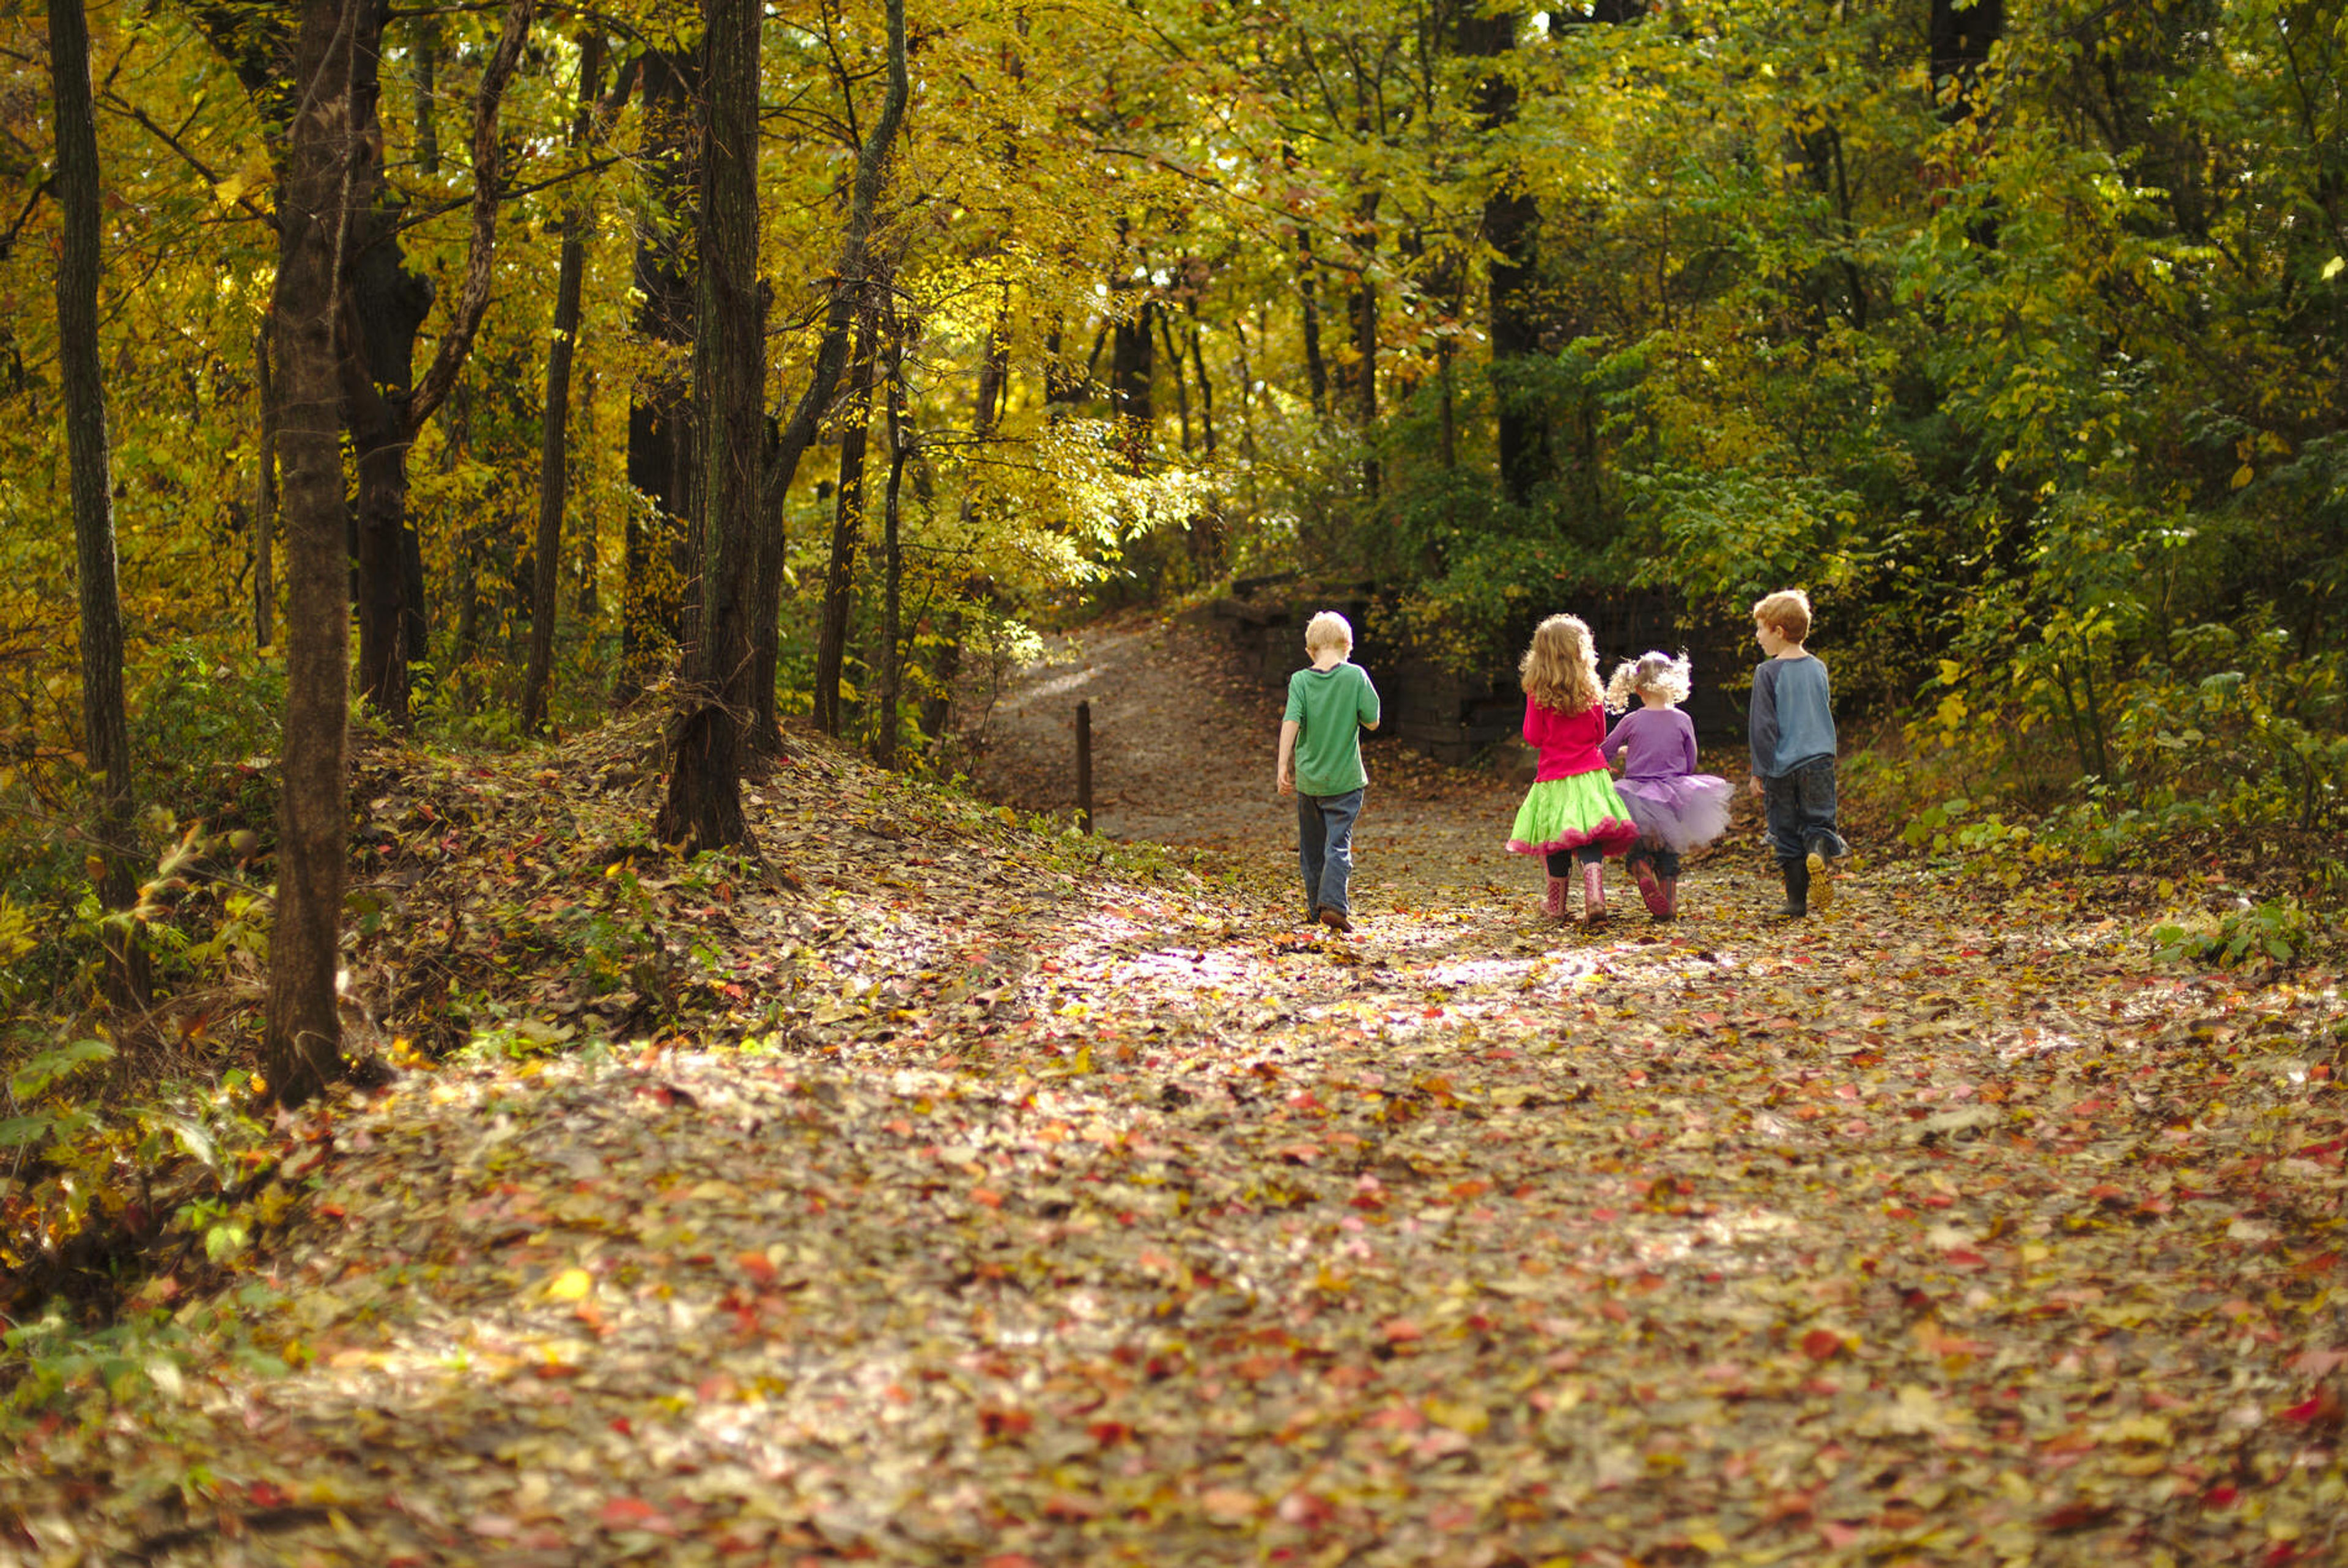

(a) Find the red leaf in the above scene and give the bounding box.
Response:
[980,1407,1034,1438]
[2280,1386,2344,1429]
[597,1497,676,1534]
[1801,1328,1844,1361]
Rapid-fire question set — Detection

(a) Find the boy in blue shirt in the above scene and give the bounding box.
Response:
[1749,589,1848,916]
[1276,611,1381,932]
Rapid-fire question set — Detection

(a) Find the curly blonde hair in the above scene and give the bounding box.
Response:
[1521,614,1602,715]
[1604,650,1693,712]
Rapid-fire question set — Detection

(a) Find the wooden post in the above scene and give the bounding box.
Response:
[1076,700,1093,834]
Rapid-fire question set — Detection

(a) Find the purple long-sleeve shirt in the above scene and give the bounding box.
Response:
[1600,706,1700,779]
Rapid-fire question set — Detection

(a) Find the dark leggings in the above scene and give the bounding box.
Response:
[1545,844,1606,876]
[1625,840,1682,878]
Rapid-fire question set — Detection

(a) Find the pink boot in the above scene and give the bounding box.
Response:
[1543,875,1568,919]
[1581,863,1608,923]
[1630,857,1670,919]
[1659,877,1678,921]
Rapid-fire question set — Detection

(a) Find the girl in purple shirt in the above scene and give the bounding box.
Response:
[1600,652,1734,921]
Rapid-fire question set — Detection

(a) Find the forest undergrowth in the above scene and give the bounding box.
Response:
[4,696,2348,1565]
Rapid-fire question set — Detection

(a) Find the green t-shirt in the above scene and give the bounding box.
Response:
[1284,661,1381,795]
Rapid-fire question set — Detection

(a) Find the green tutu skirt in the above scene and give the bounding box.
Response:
[1507,770,1641,859]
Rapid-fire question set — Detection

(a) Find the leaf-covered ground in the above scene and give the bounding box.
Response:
[7,620,2347,1567]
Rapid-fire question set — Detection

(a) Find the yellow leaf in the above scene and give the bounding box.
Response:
[1685,1528,1729,1553]
[2325,256,2345,281]
[212,148,273,210]
[545,1268,593,1301]
[1426,1399,1489,1435]
[2232,463,2254,489]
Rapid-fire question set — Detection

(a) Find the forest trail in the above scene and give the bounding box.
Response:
[8,617,2347,1567]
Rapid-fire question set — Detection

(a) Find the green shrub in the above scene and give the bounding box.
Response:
[2150,898,2321,971]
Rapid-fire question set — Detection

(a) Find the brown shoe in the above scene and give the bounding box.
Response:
[1316,905,1353,933]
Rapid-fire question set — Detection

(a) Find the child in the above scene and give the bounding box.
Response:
[1600,651,1734,920]
[1748,589,1849,916]
[1506,614,1641,922]
[1276,611,1381,933]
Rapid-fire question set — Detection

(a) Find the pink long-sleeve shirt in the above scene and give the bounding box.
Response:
[1523,695,1609,781]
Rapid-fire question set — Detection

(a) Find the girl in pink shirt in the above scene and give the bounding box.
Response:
[1505,615,1640,923]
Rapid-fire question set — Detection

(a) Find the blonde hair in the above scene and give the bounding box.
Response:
[1752,589,1813,643]
[1605,650,1693,711]
[1520,614,1602,715]
[1304,610,1354,655]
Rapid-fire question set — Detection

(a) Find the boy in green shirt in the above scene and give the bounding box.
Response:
[1276,611,1382,932]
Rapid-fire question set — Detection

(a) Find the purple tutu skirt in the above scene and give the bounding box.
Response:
[1614,772,1733,855]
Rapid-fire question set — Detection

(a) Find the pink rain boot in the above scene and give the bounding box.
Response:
[1630,856,1670,919]
[1543,875,1568,920]
[1659,877,1678,921]
[1581,862,1608,924]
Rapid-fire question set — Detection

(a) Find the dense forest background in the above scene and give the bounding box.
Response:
[2,0,2345,1084]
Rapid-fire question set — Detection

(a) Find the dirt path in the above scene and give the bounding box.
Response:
[969,611,1763,919]
[8,621,2346,1567]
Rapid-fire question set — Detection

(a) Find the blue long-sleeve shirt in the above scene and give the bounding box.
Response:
[1749,655,1836,778]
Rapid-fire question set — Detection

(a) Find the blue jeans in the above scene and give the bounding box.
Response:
[1763,756,1848,866]
[1296,788,1364,918]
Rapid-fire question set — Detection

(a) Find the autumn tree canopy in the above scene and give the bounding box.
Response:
[1,0,2344,1054]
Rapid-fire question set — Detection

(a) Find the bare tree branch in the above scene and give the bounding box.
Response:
[405,0,534,433]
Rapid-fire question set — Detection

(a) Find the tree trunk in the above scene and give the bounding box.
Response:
[341,0,532,728]
[744,0,913,755]
[265,0,363,1106]
[875,330,908,770]
[337,0,427,727]
[618,49,699,705]
[1158,309,1191,452]
[344,345,419,724]
[410,13,440,175]
[574,369,602,620]
[522,34,605,737]
[657,0,763,854]
[1459,7,1549,506]
[253,326,276,649]
[48,0,146,1007]
[1297,230,1329,419]
[1352,241,1379,496]
[1110,299,1154,468]
[1187,312,1216,456]
[923,308,1010,742]
[813,307,880,738]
